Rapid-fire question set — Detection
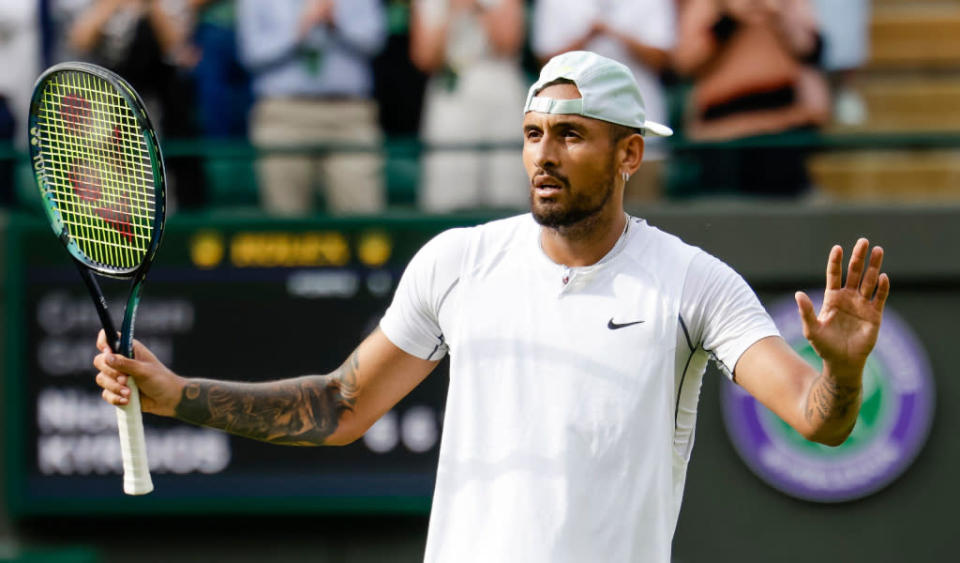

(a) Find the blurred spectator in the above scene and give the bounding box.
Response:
[0,0,41,207]
[411,0,527,213]
[374,0,429,138]
[531,0,676,203]
[57,0,208,209]
[187,0,251,137]
[237,0,387,216]
[812,0,870,126]
[673,0,829,197]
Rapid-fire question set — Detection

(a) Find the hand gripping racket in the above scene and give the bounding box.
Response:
[29,62,166,495]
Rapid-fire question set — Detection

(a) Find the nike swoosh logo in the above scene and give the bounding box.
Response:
[607,318,645,330]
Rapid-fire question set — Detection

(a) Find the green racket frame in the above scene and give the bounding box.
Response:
[29,61,167,495]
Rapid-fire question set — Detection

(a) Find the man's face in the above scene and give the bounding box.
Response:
[522,83,620,230]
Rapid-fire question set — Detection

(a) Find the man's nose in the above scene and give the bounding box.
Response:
[533,134,560,169]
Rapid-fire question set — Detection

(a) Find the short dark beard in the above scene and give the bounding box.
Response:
[532,181,613,234]
[530,163,618,238]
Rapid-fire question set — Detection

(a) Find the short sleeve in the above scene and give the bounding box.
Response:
[379,228,469,361]
[680,252,780,380]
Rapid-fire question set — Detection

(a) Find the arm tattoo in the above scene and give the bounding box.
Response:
[174,351,361,446]
[804,375,862,428]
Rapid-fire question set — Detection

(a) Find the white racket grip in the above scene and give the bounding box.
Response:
[115,377,154,495]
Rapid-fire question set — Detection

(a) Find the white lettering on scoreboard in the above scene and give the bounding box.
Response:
[32,289,441,481]
[34,291,233,476]
[36,387,232,476]
[38,429,231,475]
[38,337,173,377]
[37,291,196,335]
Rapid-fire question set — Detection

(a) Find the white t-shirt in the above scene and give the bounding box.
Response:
[380,214,779,562]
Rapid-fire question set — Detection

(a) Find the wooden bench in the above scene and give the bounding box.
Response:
[869,2,960,69]
[809,149,960,200]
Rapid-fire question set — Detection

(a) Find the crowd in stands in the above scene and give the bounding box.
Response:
[0,0,871,214]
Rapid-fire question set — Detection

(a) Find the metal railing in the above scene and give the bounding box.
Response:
[4,129,960,210]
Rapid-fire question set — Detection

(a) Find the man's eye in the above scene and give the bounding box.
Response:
[525,130,541,140]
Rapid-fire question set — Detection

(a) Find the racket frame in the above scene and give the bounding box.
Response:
[29,61,167,495]
[30,61,167,282]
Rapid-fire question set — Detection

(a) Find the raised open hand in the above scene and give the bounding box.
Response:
[794,238,890,374]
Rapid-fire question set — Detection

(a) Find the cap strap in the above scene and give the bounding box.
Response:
[526,96,584,115]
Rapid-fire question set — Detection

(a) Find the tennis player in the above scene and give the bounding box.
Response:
[94,51,889,562]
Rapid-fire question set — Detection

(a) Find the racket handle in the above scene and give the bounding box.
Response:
[115,376,154,495]
[79,265,154,494]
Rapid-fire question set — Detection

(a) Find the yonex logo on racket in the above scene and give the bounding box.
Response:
[60,93,92,131]
[69,162,101,202]
[96,205,136,243]
[45,89,141,246]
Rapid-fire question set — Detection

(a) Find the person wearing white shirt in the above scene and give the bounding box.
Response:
[93,51,891,562]
[411,0,529,212]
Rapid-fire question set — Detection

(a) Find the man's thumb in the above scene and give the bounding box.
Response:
[106,352,144,377]
[795,291,818,333]
[131,339,157,363]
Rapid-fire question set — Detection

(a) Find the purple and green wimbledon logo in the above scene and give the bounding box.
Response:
[722,294,935,503]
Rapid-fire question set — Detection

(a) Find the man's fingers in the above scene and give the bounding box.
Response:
[875,273,891,309]
[97,329,110,352]
[859,246,884,298]
[825,245,843,290]
[95,370,130,399]
[96,329,121,353]
[844,238,869,290]
[97,332,155,365]
[94,350,132,407]
[93,353,131,388]
[102,388,129,407]
[95,347,151,383]
[104,352,146,377]
[795,291,818,336]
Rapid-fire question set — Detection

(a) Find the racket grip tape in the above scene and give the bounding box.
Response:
[115,376,154,495]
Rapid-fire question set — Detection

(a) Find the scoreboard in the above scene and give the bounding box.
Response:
[4,213,485,516]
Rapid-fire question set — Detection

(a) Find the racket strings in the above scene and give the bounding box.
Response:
[35,70,156,270]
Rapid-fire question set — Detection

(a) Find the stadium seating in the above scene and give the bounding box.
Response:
[809,0,960,200]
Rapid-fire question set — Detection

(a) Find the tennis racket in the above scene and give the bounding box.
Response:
[28,62,167,495]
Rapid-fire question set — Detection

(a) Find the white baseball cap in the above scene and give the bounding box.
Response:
[524,51,674,137]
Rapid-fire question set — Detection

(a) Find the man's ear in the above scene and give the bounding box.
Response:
[620,134,645,177]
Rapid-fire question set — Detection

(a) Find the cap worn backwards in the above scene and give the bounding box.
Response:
[524,50,673,137]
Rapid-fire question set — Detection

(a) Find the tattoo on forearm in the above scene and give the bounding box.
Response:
[804,375,861,427]
[174,351,361,446]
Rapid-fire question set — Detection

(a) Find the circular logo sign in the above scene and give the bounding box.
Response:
[721,294,935,502]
